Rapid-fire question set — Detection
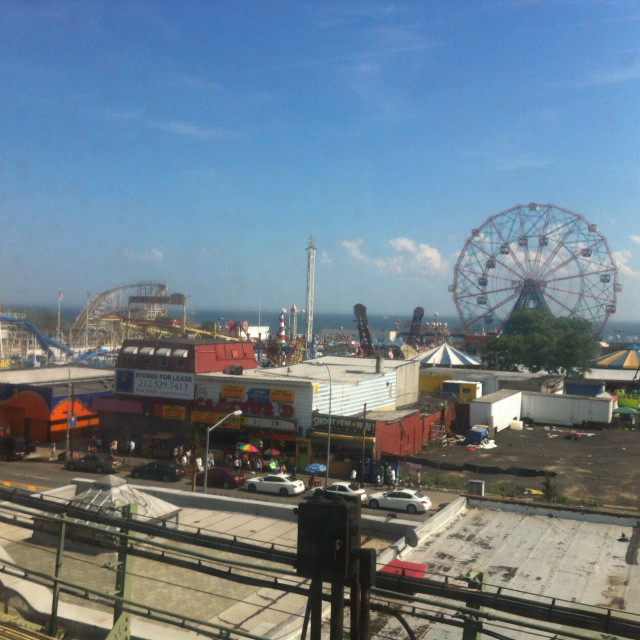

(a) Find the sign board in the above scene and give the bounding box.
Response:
[116,369,195,401]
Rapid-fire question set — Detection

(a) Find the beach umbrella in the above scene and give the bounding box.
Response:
[304,463,327,474]
[592,344,640,370]
[264,448,280,456]
[420,343,481,367]
[237,443,260,453]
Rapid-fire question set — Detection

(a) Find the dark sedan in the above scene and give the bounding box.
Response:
[65,453,121,474]
[131,461,184,482]
[196,467,245,489]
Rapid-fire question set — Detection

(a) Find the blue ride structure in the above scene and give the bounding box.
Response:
[0,315,73,358]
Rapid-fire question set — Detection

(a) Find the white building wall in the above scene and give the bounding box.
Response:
[312,372,398,417]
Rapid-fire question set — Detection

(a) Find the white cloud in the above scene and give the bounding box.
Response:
[342,238,367,261]
[342,236,448,275]
[587,66,640,85]
[121,248,164,263]
[155,120,235,140]
[613,250,640,278]
[319,251,332,266]
[630,235,640,245]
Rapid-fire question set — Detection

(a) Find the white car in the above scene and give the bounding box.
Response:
[246,473,306,497]
[367,489,432,514]
[308,481,367,502]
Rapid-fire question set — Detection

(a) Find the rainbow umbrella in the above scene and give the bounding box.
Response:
[237,443,260,453]
[264,448,280,456]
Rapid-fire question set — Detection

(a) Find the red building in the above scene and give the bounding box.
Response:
[96,338,259,450]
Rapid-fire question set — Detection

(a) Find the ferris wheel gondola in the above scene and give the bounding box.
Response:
[451,203,619,337]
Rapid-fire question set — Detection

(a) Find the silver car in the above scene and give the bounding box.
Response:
[246,473,306,497]
[368,489,432,514]
[308,481,367,502]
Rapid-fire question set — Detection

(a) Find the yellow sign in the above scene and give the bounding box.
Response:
[221,384,245,399]
[192,411,243,428]
[271,389,295,403]
[163,405,187,420]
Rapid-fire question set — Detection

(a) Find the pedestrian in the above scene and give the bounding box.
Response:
[388,467,395,489]
[128,438,135,457]
[350,468,357,482]
[375,473,381,487]
[254,458,262,472]
[379,467,385,487]
[49,441,56,461]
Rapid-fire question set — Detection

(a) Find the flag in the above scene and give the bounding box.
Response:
[58,290,63,300]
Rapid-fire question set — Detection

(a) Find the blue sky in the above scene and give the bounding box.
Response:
[1,1,639,325]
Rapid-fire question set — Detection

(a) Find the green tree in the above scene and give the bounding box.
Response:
[483,309,600,376]
[541,472,558,502]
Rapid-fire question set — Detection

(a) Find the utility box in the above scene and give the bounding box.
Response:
[297,499,361,582]
[468,479,485,496]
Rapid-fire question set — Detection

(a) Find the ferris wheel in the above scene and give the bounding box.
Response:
[451,203,619,337]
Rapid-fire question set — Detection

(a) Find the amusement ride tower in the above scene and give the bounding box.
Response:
[305,235,316,346]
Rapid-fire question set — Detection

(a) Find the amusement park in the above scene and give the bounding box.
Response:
[0,203,626,369]
[1,204,640,640]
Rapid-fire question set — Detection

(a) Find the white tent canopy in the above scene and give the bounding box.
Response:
[420,343,481,367]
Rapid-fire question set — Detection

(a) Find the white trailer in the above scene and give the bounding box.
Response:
[469,389,522,433]
[521,391,613,426]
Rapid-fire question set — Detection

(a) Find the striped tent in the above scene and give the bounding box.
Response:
[592,344,640,370]
[420,343,481,367]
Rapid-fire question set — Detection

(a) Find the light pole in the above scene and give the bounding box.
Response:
[323,363,332,487]
[203,409,242,494]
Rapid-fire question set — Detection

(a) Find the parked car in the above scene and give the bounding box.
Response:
[367,489,432,514]
[65,453,121,474]
[246,473,305,497]
[196,467,245,489]
[307,481,367,502]
[0,436,33,460]
[131,460,184,482]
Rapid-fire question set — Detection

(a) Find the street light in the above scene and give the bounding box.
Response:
[322,363,332,487]
[203,409,242,494]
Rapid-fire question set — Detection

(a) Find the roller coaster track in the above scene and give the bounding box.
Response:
[100,314,248,342]
[72,282,169,332]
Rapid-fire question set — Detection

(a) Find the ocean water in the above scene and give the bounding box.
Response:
[188,309,640,341]
[187,309,462,334]
[36,303,640,342]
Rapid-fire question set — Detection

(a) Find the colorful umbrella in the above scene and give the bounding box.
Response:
[264,448,280,456]
[592,344,640,370]
[237,443,260,453]
[304,463,327,474]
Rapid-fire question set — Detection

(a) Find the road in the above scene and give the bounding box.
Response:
[0,456,457,521]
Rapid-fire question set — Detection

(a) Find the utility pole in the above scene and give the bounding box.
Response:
[360,403,367,488]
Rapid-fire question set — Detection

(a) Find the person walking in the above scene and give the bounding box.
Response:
[49,441,56,461]
[388,467,396,489]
